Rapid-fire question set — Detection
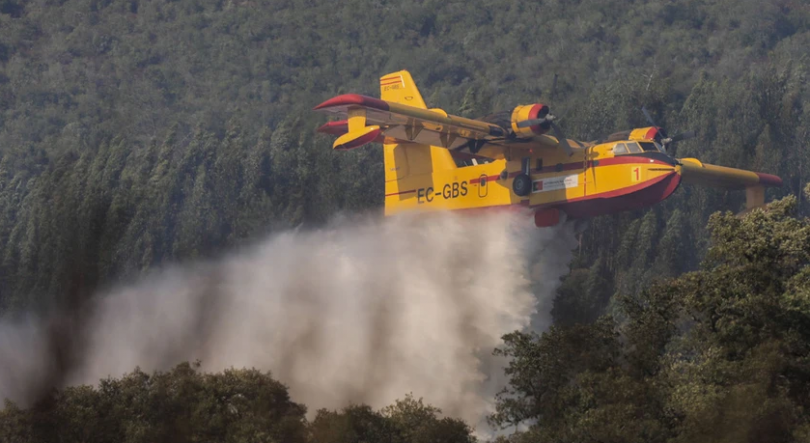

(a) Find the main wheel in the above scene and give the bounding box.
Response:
[512,173,532,196]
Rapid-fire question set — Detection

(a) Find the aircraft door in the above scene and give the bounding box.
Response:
[478,174,488,197]
[584,146,596,196]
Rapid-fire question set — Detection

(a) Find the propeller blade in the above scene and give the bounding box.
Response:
[551,121,573,156]
[516,118,547,128]
[670,130,696,143]
[642,106,657,127]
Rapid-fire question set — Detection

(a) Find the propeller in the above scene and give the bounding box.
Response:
[665,130,696,144]
[641,105,657,128]
[640,106,695,152]
[516,113,554,129]
[516,113,574,156]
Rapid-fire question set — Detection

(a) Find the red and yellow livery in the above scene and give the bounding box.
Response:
[314,71,782,227]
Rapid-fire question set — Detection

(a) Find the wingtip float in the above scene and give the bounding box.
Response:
[314,70,783,227]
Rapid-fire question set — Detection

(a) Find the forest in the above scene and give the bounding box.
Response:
[1,0,810,441]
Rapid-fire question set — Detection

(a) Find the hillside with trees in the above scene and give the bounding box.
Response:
[1,0,809,313]
[493,189,810,442]
[2,190,808,443]
[1,0,810,441]
[0,362,475,443]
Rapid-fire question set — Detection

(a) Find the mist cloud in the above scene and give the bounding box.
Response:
[0,210,574,429]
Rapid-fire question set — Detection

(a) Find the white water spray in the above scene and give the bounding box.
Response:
[0,210,574,428]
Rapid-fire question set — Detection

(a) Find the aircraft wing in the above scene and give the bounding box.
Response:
[313,94,507,150]
[678,158,782,189]
[678,158,783,209]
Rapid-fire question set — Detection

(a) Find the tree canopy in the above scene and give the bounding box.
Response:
[0,362,476,443]
[2,0,810,441]
[1,0,809,313]
[492,189,810,443]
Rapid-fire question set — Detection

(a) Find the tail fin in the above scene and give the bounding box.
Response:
[380,71,427,109]
[379,70,455,216]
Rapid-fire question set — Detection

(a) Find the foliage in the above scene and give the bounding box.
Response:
[0,365,476,443]
[0,0,809,315]
[493,194,810,442]
[0,362,310,443]
[310,395,475,443]
[2,1,810,440]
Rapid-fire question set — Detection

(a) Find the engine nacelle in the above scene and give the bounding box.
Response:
[511,104,551,138]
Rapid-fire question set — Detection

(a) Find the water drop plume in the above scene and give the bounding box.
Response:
[0,209,574,427]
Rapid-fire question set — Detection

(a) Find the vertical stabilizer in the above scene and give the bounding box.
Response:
[380,71,427,109]
[379,70,455,215]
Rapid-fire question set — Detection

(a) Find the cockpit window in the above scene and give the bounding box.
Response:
[612,143,628,155]
[639,142,659,152]
[613,141,663,155]
[625,142,643,154]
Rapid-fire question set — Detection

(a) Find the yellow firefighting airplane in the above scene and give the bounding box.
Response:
[314,71,782,227]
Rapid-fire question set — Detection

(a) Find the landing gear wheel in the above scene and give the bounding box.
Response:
[512,173,532,197]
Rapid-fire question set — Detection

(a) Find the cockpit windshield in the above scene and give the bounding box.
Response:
[612,141,663,155]
[639,142,660,152]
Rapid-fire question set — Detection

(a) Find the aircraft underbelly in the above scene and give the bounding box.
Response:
[561,170,681,218]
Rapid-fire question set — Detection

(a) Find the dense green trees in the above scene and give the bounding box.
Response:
[492,191,810,442]
[310,396,474,443]
[2,0,810,440]
[5,193,807,442]
[1,362,310,443]
[1,0,809,313]
[0,120,381,311]
[0,363,475,443]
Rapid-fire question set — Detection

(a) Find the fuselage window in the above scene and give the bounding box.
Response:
[625,142,643,154]
[536,158,543,171]
[612,143,628,155]
[454,157,491,167]
[639,142,659,152]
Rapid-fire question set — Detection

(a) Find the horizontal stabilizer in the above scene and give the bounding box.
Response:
[333,126,381,151]
[317,120,386,144]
